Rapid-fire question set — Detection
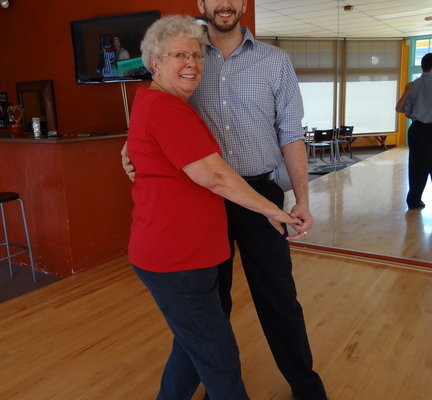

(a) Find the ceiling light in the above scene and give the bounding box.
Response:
[0,0,9,8]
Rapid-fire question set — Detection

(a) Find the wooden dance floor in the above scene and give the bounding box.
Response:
[286,146,432,265]
[1,251,432,400]
[1,145,431,400]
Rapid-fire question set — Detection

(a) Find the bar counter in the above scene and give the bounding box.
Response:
[0,131,127,143]
[0,132,133,277]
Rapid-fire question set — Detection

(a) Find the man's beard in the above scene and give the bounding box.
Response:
[204,6,243,32]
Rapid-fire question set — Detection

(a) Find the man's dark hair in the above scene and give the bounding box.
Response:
[421,53,432,72]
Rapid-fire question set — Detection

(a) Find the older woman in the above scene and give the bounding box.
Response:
[128,15,301,400]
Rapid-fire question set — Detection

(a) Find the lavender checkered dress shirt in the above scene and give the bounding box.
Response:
[189,27,304,176]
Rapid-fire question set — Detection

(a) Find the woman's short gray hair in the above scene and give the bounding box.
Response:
[141,15,206,74]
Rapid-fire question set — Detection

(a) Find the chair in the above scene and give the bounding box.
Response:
[308,129,336,163]
[336,125,354,159]
[304,128,314,157]
[0,192,36,282]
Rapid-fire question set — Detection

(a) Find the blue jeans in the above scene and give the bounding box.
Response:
[132,265,249,400]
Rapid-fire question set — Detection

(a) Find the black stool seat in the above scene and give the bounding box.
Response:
[0,192,20,203]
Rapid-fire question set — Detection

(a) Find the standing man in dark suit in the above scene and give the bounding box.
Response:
[401,53,432,209]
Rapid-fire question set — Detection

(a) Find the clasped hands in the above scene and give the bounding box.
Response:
[268,207,311,241]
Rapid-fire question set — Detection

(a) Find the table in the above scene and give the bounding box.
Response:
[348,133,398,149]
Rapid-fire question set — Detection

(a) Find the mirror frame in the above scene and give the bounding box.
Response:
[16,80,57,132]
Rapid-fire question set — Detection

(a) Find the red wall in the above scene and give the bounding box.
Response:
[0,0,255,135]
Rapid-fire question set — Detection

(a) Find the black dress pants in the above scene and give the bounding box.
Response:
[407,120,432,206]
[217,179,327,400]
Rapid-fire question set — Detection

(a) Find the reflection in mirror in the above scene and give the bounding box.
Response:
[16,80,57,132]
[257,1,431,265]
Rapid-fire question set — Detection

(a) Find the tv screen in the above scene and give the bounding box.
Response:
[70,10,159,84]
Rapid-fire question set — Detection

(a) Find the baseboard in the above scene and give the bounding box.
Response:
[290,242,432,271]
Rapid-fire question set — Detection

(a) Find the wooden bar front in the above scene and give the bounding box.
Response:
[0,134,132,277]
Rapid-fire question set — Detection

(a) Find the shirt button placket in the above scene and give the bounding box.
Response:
[219,67,234,165]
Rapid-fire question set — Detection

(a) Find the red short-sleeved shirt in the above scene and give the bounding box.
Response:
[127,88,230,272]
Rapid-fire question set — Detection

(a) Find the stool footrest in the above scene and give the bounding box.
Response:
[1,242,30,262]
[1,242,29,250]
[0,249,30,262]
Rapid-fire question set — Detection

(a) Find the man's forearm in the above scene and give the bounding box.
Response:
[281,140,309,207]
[396,81,413,113]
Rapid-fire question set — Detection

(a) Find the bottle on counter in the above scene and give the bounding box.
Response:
[32,117,41,138]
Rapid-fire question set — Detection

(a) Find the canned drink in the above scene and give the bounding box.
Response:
[32,117,41,138]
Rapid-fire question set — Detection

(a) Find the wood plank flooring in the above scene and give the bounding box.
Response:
[1,251,431,400]
[285,146,432,263]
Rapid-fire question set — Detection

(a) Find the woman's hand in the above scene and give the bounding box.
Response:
[121,142,136,182]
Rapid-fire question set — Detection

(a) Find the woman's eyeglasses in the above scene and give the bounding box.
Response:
[159,51,205,63]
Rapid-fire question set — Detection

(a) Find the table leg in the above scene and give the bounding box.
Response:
[377,136,387,149]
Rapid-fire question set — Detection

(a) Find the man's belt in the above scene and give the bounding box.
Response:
[241,171,274,182]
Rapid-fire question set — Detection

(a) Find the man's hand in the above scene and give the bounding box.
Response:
[289,203,314,238]
[121,142,136,182]
[265,209,303,238]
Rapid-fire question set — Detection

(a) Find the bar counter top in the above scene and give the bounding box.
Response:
[0,131,127,144]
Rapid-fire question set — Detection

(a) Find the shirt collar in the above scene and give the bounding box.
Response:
[204,26,255,53]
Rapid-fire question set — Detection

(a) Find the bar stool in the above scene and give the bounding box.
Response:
[0,192,36,282]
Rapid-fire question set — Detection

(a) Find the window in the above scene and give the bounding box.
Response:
[408,36,432,80]
[415,39,432,66]
[345,40,400,133]
[278,40,338,130]
[258,38,401,134]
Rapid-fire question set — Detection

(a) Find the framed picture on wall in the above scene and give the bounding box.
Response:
[0,93,9,128]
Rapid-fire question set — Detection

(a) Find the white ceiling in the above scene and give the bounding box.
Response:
[255,0,432,38]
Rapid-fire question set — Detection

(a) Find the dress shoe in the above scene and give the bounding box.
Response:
[407,201,425,209]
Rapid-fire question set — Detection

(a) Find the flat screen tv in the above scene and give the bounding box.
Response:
[70,10,159,84]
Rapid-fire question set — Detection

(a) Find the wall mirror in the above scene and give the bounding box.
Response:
[16,80,57,132]
[256,1,431,266]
